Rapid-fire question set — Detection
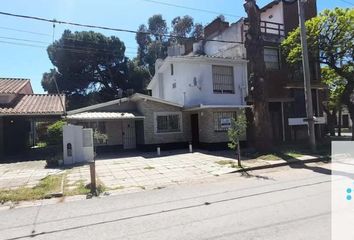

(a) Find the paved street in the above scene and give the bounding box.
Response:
[0,162,331,240]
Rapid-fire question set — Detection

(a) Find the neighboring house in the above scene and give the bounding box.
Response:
[0,78,65,156]
[186,0,327,142]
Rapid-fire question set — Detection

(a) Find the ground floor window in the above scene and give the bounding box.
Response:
[213,112,237,132]
[155,112,182,133]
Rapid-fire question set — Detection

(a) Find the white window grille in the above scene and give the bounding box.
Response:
[212,65,235,94]
[155,113,181,133]
[213,112,237,131]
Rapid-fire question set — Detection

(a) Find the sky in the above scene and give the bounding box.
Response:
[0,0,352,93]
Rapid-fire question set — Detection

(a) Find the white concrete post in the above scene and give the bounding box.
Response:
[189,142,193,153]
[157,147,161,156]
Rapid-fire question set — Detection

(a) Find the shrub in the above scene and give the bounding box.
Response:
[46,120,66,145]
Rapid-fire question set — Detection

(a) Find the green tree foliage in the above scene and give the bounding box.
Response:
[42,30,150,109]
[172,16,194,39]
[136,14,204,75]
[148,14,168,41]
[228,113,247,167]
[321,67,346,135]
[282,8,354,138]
[46,120,66,146]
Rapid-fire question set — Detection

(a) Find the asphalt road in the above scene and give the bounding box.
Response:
[0,162,331,240]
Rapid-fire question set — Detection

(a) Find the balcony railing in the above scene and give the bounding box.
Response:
[244,20,285,39]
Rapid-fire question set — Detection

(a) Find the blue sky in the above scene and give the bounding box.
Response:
[0,0,352,93]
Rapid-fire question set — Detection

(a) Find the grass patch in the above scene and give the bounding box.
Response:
[144,166,155,170]
[64,179,106,196]
[257,154,282,161]
[284,151,304,159]
[215,160,241,169]
[215,160,235,165]
[36,142,47,148]
[0,174,63,203]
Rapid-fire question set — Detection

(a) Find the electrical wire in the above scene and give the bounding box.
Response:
[339,0,354,6]
[140,0,243,18]
[0,39,137,56]
[0,11,244,44]
[0,26,51,36]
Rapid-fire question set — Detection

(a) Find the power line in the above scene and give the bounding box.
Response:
[0,10,244,44]
[339,0,354,6]
[0,25,138,49]
[0,39,137,56]
[0,35,137,53]
[0,36,49,44]
[0,26,51,36]
[140,0,243,18]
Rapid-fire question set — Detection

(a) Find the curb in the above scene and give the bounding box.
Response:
[229,156,330,174]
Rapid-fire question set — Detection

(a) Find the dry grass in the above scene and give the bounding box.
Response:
[0,174,63,203]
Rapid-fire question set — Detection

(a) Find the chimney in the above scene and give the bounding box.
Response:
[204,17,229,39]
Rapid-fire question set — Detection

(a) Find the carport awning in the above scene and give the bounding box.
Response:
[66,112,145,120]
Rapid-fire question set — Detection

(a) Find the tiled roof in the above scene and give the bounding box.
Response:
[0,94,65,116]
[67,112,144,120]
[0,78,30,94]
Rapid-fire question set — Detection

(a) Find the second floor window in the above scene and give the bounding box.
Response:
[170,64,174,75]
[212,65,235,94]
[264,47,280,70]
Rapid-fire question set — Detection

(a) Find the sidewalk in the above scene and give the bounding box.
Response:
[0,150,329,209]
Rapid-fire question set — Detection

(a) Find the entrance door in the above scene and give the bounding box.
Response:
[191,114,199,146]
[122,120,136,149]
[269,102,283,142]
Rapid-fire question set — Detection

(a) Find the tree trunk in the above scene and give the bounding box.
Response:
[237,141,241,167]
[244,0,273,151]
[338,106,342,136]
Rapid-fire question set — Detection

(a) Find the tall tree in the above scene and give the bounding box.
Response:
[136,15,204,75]
[148,14,168,41]
[321,67,346,136]
[192,23,204,41]
[282,8,354,138]
[136,24,151,66]
[244,0,273,151]
[171,15,194,40]
[42,30,148,109]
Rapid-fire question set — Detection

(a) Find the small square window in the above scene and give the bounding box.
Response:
[172,82,176,88]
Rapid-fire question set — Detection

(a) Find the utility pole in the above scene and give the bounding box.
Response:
[297,0,316,152]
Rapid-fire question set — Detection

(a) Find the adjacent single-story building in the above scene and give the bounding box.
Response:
[66,93,247,152]
[0,78,65,157]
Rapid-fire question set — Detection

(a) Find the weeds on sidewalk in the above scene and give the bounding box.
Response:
[0,174,63,203]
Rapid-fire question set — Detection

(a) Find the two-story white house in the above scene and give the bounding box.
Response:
[66,47,249,151]
[146,52,249,148]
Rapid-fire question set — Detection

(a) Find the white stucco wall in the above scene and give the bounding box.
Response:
[151,59,248,108]
[261,1,284,25]
[203,22,246,58]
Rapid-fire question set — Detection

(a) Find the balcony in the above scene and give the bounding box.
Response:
[244,20,285,43]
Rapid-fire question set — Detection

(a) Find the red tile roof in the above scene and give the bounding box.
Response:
[0,78,31,94]
[0,94,66,116]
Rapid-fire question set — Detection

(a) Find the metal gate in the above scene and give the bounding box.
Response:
[122,120,136,149]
